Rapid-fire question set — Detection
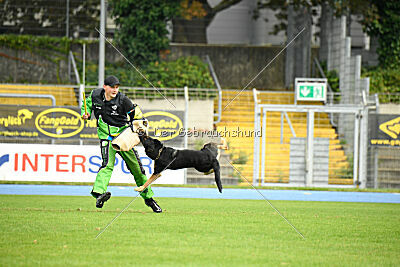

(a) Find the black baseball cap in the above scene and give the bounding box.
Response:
[104,75,120,87]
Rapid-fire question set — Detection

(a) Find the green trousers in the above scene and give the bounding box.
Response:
[91,140,154,200]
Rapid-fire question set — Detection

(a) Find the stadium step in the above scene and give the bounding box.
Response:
[0,84,78,106]
[215,89,350,185]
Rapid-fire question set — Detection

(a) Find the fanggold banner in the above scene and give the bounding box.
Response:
[0,105,184,144]
[0,105,97,139]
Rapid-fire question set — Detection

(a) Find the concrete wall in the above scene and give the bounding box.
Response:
[168,44,285,89]
[207,0,255,45]
[134,99,214,130]
[75,42,287,89]
[0,47,69,83]
[379,104,400,114]
[1,43,286,89]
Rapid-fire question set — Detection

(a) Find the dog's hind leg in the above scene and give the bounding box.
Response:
[134,173,161,192]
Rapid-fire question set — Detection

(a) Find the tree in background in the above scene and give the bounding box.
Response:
[172,0,243,43]
[256,0,399,96]
[110,0,180,65]
[255,0,400,69]
[0,0,100,37]
[254,0,370,36]
[362,0,400,68]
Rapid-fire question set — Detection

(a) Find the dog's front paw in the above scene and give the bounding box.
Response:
[134,186,145,192]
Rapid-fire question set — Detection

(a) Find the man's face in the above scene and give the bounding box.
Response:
[103,84,119,100]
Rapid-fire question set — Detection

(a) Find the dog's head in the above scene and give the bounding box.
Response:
[141,135,164,160]
[201,143,218,157]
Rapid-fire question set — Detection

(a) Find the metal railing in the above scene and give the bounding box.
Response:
[205,55,222,123]
[281,111,296,143]
[84,86,218,101]
[253,103,367,188]
[375,93,400,104]
[69,51,80,84]
[0,84,218,108]
[0,93,56,106]
[253,88,260,184]
[0,84,75,106]
[313,58,337,128]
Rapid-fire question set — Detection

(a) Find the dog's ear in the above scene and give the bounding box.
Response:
[202,143,217,151]
[201,143,210,150]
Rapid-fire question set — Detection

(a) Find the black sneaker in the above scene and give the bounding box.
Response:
[144,198,162,213]
[96,192,111,208]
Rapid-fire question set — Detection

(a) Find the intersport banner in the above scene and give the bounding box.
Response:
[0,143,184,184]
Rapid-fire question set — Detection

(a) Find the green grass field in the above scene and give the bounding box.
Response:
[0,195,399,266]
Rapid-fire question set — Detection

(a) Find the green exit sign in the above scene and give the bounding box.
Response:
[295,78,327,103]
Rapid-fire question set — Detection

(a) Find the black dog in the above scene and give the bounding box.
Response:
[135,134,228,193]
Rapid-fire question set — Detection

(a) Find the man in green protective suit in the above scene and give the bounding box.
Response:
[81,75,162,212]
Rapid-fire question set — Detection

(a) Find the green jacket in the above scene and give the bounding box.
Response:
[81,88,143,139]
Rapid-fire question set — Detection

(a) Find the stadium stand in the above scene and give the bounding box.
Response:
[215,90,352,185]
[0,84,77,106]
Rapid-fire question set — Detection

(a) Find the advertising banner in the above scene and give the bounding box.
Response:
[143,110,184,145]
[0,105,97,139]
[0,105,184,145]
[0,143,184,184]
[369,114,400,147]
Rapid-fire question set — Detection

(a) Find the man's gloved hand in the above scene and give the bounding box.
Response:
[81,113,90,120]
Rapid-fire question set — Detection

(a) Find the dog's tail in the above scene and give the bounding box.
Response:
[212,159,222,193]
